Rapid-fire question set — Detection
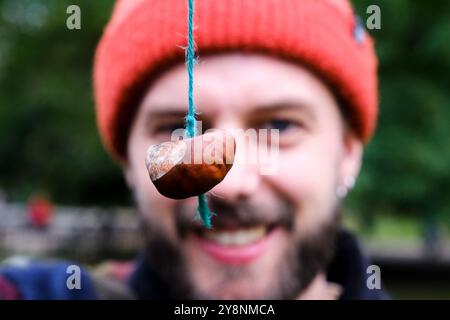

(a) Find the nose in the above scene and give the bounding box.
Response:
[211,130,262,202]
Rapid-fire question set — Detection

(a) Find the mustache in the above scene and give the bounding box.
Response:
[174,193,294,235]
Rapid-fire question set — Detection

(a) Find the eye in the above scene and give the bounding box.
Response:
[147,121,185,142]
[259,119,300,133]
[153,122,184,135]
[254,117,307,148]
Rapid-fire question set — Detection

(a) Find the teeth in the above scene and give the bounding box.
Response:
[203,226,267,246]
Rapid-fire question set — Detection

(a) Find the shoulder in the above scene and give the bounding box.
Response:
[329,230,390,300]
[0,257,97,300]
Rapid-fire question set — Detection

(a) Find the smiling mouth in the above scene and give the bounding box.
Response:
[191,224,280,264]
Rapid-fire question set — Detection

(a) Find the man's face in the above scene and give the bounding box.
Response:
[125,54,362,299]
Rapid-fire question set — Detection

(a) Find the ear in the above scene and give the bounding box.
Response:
[339,130,363,186]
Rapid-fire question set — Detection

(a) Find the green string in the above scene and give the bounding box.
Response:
[185,0,213,229]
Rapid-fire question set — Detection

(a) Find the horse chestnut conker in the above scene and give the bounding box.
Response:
[145,130,236,199]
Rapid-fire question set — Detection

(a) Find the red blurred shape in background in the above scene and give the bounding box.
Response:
[27,196,54,228]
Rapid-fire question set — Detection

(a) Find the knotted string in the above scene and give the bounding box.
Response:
[185,0,213,229]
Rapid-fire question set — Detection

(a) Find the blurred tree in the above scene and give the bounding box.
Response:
[0,0,129,205]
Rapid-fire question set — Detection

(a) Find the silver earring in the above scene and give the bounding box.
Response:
[344,176,355,189]
[336,176,356,199]
[336,185,348,199]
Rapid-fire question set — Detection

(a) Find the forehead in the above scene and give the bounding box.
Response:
[139,53,338,118]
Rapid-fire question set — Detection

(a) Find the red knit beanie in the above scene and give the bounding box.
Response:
[94,0,378,163]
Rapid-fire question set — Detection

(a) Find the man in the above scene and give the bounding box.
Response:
[0,0,386,299]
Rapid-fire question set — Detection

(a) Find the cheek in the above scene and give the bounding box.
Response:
[128,135,180,237]
[265,140,341,232]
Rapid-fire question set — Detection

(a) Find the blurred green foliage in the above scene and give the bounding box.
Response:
[0,1,449,225]
[0,0,127,205]
[350,0,450,228]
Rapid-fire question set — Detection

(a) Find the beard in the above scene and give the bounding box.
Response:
[138,194,341,299]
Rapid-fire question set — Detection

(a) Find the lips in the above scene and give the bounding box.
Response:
[192,224,280,265]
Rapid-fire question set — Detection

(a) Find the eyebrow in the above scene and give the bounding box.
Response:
[145,109,187,119]
[143,109,185,128]
[248,100,317,122]
[143,108,215,132]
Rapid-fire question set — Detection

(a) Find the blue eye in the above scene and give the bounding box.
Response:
[264,119,297,132]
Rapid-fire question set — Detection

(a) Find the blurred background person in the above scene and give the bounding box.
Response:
[26,195,53,229]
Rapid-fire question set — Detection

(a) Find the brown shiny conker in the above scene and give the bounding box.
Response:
[145,130,236,199]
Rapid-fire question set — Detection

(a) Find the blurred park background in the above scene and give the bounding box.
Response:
[0,0,449,299]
